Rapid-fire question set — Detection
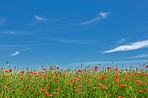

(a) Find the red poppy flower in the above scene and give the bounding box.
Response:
[103,85,107,89]
[98,83,102,86]
[146,65,148,68]
[77,78,82,81]
[56,67,59,69]
[136,67,139,69]
[142,71,144,73]
[9,69,12,72]
[107,67,111,69]
[70,79,73,82]
[43,88,47,91]
[125,78,129,80]
[142,82,146,85]
[21,71,25,74]
[75,89,79,92]
[43,68,46,70]
[25,86,30,89]
[78,70,81,72]
[70,79,75,82]
[47,86,50,89]
[32,72,37,75]
[140,64,142,66]
[11,90,15,93]
[101,76,105,79]
[139,90,143,92]
[125,69,127,71]
[115,68,118,71]
[137,80,141,82]
[94,69,98,71]
[5,70,8,72]
[132,73,135,76]
[20,78,23,80]
[95,66,98,69]
[120,84,125,88]
[87,70,90,72]
[78,86,82,88]
[20,88,22,90]
[45,92,49,97]
[60,69,63,71]
[3,86,7,88]
[116,76,119,80]
[80,90,83,92]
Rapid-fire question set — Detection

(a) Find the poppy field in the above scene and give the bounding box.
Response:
[0,64,148,98]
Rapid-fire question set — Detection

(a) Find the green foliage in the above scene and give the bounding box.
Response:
[0,64,148,98]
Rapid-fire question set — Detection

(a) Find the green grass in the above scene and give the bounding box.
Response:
[0,64,148,98]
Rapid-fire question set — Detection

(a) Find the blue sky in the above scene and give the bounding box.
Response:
[0,0,148,70]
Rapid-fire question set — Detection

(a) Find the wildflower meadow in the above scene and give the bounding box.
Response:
[0,63,148,98]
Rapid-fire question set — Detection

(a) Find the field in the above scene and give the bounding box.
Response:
[0,64,148,98]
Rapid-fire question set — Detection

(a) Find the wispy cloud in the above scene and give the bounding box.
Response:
[0,30,16,34]
[0,45,22,52]
[10,51,19,56]
[34,15,48,21]
[9,48,30,57]
[0,30,33,35]
[129,54,148,58]
[76,11,110,25]
[51,38,99,45]
[0,17,6,26]
[20,48,31,51]
[0,45,22,48]
[135,27,148,32]
[103,39,148,54]
[116,38,126,44]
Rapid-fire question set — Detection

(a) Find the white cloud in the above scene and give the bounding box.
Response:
[34,15,48,21]
[76,11,110,25]
[103,40,148,54]
[100,11,109,18]
[129,54,148,58]
[10,51,19,56]
[0,17,6,26]
[8,48,30,57]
